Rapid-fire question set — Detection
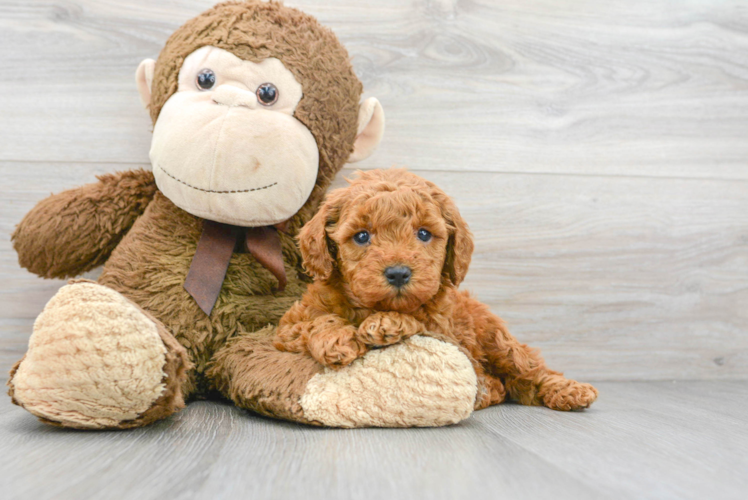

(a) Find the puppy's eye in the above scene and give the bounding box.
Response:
[256,83,278,105]
[417,228,432,242]
[353,231,371,246]
[196,69,216,90]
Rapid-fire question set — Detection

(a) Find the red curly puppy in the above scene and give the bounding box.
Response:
[274,169,598,411]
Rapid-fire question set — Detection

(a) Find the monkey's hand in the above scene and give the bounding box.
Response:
[12,169,156,279]
[357,312,425,347]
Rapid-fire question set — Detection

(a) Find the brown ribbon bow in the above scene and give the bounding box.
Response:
[184,220,288,316]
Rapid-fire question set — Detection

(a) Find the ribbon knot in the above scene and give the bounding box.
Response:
[183,220,287,316]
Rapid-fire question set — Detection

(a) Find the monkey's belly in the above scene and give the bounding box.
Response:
[98,192,307,376]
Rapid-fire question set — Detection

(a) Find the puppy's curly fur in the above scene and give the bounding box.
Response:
[274,169,598,411]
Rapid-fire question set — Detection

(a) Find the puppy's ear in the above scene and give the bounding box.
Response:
[299,189,345,281]
[437,193,474,286]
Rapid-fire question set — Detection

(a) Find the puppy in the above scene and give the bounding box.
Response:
[274,169,597,411]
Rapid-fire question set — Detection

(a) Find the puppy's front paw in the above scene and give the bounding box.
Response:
[541,379,598,411]
[307,325,366,369]
[357,312,423,347]
[273,323,308,353]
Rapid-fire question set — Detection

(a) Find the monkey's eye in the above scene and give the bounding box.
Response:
[256,83,278,106]
[196,69,216,90]
[353,231,371,246]
[417,228,432,242]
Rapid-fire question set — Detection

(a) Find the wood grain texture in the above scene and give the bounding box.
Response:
[1,381,746,500]
[1,0,748,178]
[3,164,746,380]
[1,0,747,381]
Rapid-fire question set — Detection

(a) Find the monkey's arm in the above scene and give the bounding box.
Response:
[12,169,157,279]
[274,300,367,369]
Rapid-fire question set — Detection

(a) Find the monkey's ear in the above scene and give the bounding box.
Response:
[299,190,345,281]
[347,98,385,163]
[135,59,156,108]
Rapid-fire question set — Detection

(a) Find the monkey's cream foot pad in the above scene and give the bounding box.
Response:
[8,282,168,429]
[300,335,478,428]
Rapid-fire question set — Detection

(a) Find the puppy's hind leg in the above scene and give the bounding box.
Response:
[475,374,507,410]
[459,294,598,411]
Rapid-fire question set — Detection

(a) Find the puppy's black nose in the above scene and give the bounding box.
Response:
[384,266,412,288]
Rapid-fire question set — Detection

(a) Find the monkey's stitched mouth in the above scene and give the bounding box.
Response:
[156,164,278,194]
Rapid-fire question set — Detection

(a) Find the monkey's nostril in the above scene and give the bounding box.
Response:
[384,266,412,288]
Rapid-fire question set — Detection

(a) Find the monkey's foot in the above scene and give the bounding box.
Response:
[300,335,477,427]
[8,281,190,429]
[539,376,599,411]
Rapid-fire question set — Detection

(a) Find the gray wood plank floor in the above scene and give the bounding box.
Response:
[2,381,746,500]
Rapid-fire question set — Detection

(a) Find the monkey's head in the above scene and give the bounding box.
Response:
[135,1,384,230]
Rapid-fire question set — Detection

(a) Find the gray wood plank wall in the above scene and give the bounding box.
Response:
[1,0,746,380]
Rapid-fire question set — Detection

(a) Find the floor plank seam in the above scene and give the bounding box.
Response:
[2,160,748,183]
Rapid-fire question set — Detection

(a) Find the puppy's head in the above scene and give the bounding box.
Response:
[299,169,473,312]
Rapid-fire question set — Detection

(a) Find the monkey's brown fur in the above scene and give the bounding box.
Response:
[10,1,362,425]
[274,169,599,411]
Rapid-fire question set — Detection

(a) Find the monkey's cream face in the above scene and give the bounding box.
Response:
[150,46,319,226]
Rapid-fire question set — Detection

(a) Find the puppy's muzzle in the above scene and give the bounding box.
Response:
[384,265,412,288]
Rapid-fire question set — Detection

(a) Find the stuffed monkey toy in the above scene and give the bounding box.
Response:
[7,0,485,429]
